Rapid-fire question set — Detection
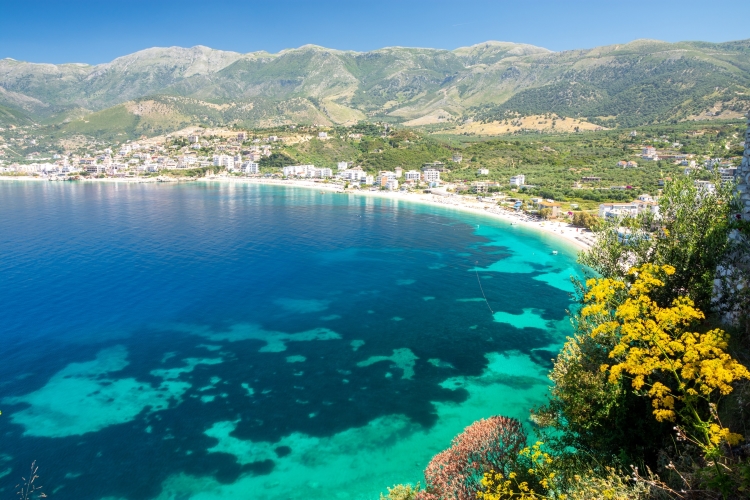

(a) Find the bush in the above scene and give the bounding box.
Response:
[380,483,421,500]
[417,416,526,500]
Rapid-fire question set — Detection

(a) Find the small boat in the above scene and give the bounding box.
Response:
[552,250,558,255]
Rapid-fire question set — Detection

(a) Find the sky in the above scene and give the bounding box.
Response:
[1,0,748,64]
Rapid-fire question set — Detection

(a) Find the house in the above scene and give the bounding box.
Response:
[385,179,399,190]
[719,167,737,183]
[243,162,259,174]
[318,132,328,139]
[472,181,488,193]
[379,171,397,187]
[405,170,421,182]
[598,202,639,219]
[422,161,448,172]
[237,132,247,142]
[509,174,525,187]
[704,158,722,170]
[477,168,489,175]
[213,154,236,170]
[423,169,441,183]
[452,154,463,163]
[282,164,315,176]
[395,167,403,178]
[178,155,197,168]
[337,161,349,171]
[581,176,602,183]
[341,167,365,181]
[534,200,561,218]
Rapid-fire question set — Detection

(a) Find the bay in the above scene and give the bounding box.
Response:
[0,180,582,499]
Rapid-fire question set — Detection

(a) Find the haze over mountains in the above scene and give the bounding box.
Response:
[1,38,749,136]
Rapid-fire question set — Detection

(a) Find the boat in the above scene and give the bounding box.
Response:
[552,250,558,255]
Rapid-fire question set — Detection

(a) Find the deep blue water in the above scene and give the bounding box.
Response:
[0,181,581,500]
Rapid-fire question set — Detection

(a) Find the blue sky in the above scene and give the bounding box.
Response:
[1,0,747,64]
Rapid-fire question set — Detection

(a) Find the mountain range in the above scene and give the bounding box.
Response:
[1,39,749,136]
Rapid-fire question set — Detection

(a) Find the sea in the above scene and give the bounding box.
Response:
[0,180,583,500]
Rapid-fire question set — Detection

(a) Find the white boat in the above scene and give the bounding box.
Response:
[552,250,558,255]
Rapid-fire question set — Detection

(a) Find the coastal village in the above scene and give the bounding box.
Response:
[0,124,743,237]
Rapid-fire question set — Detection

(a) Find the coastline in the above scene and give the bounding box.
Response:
[196,177,595,253]
[1,175,595,252]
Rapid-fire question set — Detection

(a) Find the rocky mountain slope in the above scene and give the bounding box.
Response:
[1,39,748,134]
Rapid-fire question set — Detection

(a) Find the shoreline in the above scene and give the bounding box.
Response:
[201,177,595,253]
[1,175,595,252]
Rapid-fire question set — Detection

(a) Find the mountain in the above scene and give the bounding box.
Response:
[1,39,748,135]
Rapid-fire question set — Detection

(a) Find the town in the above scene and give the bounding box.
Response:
[0,123,744,225]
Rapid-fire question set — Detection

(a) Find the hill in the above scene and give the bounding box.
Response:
[1,39,749,136]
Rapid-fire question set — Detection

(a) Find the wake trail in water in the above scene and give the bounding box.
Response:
[475,261,494,314]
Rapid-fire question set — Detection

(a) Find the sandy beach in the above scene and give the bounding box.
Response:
[1,175,595,252]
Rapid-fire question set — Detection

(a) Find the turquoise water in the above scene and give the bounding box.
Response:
[0,181,582,499]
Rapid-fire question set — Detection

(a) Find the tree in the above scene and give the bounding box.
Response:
[572,212,599,230]
[580,174,737,313]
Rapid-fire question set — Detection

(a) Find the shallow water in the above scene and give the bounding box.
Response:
[0,181,582,499]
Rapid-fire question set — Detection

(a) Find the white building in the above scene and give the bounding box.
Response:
[477,168,489,175]
[243,162,259,174]
[318,132,328,139]
[282,164,315,177]
[405,170,421,182]
[337,161,349,171]
[598,202,639,219]
[395,167,403,178]
[341,168,365,181]
[178,156,197,169]
[385,179,399,190]
[509,174,525,187]
[423,169,441,183]
[213,154,236,170]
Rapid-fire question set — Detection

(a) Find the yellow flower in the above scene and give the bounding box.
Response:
[583,264,749,451]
